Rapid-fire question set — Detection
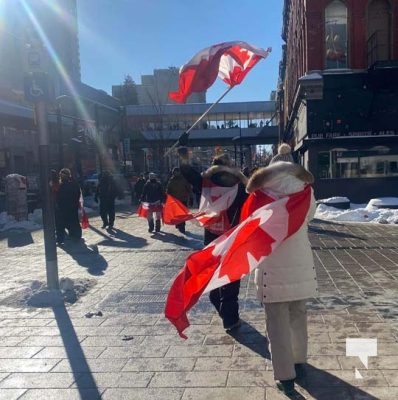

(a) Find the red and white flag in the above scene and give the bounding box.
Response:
[169,41,271,103]
[137,201,163,219]
[164,186,312,338]
[163,181,239,235]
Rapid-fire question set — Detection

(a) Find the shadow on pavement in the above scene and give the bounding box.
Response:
[150,230,203,250]
[297,364,379,400]
[99,228,147,248]
[228,319,271,359]
[53,304,102,399]
[58,239,108,276]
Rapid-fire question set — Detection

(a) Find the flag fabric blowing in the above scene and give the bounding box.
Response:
[164,185,312,338]
[169,41,271,103]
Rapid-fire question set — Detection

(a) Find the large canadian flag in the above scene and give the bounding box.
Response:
[164,186,312,338]
[169,41,271,103]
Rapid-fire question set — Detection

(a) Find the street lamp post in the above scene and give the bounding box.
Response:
[24,71,59,290]
[56,104,64,170]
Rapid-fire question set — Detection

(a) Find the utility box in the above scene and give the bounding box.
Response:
[5,174,28,221]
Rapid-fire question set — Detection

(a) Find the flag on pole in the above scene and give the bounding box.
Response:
[164,186,312,338]
[169,41,271,103]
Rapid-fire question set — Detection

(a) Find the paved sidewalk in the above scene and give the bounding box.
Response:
[0,207,397,399]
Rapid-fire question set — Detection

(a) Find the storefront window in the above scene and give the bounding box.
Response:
[325,0,348,69]
[317,147,398,179]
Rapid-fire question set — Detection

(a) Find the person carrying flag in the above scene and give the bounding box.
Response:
[165,167,192,234]
[178,147,247,331]
[244,161,317,396]
[139,172,165,233]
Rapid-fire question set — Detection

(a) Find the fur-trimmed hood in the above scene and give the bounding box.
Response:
[246,161,314,194]
[202,165,248,187]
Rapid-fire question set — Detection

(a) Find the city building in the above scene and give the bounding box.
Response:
[0,0,122,182]
[112,68,206,106]
[278,0,398,202]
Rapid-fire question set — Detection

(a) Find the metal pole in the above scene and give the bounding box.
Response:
[56,104,64,170]
[35,100,59,290]
[164,85,235,157]
[239,113,243,168]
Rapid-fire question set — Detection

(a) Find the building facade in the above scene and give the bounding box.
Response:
[279,0,398,202]
[112,68,206,106]
[0,0,123,183]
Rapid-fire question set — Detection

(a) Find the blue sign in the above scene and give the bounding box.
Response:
[24,72,49,102]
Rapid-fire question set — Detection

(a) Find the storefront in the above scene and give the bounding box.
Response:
[290,65,398,203]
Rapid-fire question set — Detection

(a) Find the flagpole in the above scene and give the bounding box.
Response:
[164,85,234,157]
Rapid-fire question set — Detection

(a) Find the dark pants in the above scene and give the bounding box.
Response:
[209,280,241,329]
[99,199,115,227]
[55,208,82,243]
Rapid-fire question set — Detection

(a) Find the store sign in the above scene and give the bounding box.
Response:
[310,130,398,139]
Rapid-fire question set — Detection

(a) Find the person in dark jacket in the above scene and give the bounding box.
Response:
[55,168,82,244]
[140,172,165,233]
[179,148,248,331]
[133,174,146,205]
[95,170,120,229]
[166,167,192,233]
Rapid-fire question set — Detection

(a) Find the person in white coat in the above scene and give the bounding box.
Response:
[245,160,318,395]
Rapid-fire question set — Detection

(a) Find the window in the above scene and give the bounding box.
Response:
[367,0,391,65]
[317,147,398,179]
[325,0,348,69]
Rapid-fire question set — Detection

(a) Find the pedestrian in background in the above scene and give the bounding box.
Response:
[55,168,82,244]
[134,174,146,205]
[140,172,165,233]
[246,160,317,395]
[95,170,120,229]
[270,143,295,164]
[179,148,247,331]
[166,167,192,234]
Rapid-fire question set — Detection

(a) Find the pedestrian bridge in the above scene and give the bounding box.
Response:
[126,100,279,147]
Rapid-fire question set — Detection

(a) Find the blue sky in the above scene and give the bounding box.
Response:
[77,0,284,103]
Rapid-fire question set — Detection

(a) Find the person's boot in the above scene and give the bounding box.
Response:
[148,220,154,233]
[155,219,161,232]
[276,379,295,395]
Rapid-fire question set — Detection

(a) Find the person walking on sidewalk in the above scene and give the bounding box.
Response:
[179,148,248,331]
[166,167,192,234]
[55,168,82,244]
[95,170,120,229]
[140,172,165,233]
[133,174,146,205]
[245,160,317,396]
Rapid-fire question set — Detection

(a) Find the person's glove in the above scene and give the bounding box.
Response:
[177,131,189,147]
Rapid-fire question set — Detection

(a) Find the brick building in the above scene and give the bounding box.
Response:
[279,0,398,202]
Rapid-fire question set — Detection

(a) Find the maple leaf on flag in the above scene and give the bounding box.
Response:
[169,41,271,103]
[164,186,312,338]
[218,217,275,282]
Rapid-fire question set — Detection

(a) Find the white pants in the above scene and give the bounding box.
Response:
[264,300,308,381]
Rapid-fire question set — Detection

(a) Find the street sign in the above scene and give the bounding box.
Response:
[24,72,49,102]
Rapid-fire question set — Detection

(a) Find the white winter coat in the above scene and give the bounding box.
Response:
[248,162,318,304]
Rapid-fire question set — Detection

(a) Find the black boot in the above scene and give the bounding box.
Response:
[148,220,154,233]
[276,379,295,395]
[155,219,161,232]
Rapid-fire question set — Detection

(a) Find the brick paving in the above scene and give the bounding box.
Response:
[0,206,397,399]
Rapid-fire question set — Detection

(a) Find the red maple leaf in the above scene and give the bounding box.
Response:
[218,217,275,282]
